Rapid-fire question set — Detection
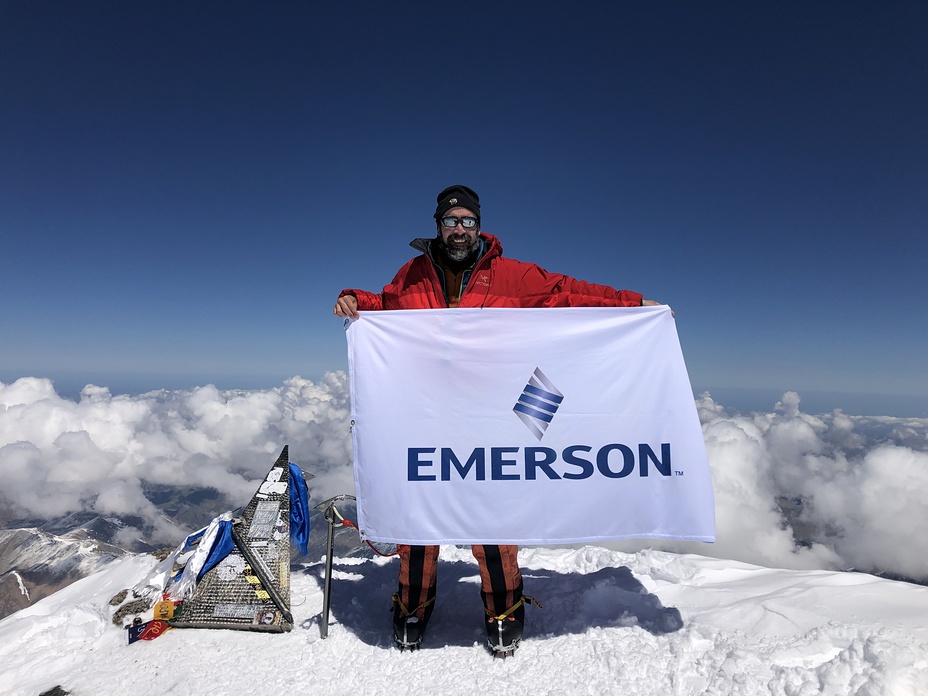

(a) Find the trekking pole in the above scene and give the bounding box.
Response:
[315,494,356,639]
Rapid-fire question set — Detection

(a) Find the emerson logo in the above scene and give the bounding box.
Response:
[406,367,675,482]
[513,368,563,440]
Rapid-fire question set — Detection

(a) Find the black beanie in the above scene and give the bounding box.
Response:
[433,184,480,220]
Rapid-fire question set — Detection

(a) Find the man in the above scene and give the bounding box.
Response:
[334,184,661,654]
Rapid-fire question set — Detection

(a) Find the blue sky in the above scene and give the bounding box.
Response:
[1,1,926,415]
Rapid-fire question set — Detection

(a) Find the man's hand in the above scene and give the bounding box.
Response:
[334,294,359,319]
[642,298,674,316]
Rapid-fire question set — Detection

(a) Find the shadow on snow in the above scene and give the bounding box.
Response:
[295,554,683,649]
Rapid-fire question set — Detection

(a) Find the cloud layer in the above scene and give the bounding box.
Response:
[1,377,926,580]
[0,375,353,545]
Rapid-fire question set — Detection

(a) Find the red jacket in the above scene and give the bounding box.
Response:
[340,233,643,310]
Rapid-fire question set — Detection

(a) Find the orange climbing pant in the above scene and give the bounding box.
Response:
[396,544,523,619]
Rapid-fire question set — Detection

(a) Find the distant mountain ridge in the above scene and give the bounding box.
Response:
[0,526,127,619]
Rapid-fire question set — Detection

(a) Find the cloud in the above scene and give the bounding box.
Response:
[614,391,928,580]
[1,378,927,580]
[0,375,352,544]
[802,443,928,579]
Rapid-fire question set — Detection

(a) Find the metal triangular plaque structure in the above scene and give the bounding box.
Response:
[172,447,293,632]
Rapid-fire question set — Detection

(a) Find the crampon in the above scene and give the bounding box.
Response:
[392,593,433,651]
[484,595,541,658]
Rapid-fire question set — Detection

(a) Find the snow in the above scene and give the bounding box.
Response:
[12,572,28,600]
[1,546,926,696]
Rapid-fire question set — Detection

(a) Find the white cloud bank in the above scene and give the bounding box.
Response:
[0,375,353,545]
[1,377,926,580]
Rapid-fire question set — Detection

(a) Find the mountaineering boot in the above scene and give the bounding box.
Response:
[486,614,523,657]
[393,613,427,650]
[485,595,539,657]
[392,594,434,651]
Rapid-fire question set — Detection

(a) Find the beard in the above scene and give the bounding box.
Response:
[439,234,479,263]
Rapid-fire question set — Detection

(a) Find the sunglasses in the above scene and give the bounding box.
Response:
[440,216,479,229]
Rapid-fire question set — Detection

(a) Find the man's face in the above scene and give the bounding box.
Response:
[438,206,480,261]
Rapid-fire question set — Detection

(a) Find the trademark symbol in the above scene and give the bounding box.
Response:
[675,470,684,476]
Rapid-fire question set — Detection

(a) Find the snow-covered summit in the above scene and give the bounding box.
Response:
[1,545,926,696]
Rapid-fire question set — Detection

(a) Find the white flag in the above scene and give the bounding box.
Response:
[346,306,715,545]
